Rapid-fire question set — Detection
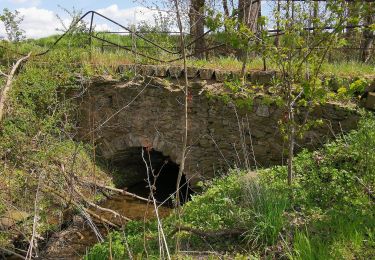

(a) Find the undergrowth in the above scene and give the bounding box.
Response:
[0,44,112,248]
[86,116,375,259]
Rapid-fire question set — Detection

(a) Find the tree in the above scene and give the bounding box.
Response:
[189,0,206,59]
[266,0,351,185]
[361,2,374,63]
[207,0,351,185]
[0,8,25,42]
[236,0,261,59]
[55,5,88,34]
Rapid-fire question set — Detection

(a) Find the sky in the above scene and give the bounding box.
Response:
[0,0,163,38]
[0,0,274,39]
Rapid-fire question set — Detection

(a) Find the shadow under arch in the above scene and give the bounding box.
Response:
[110,147,193,206]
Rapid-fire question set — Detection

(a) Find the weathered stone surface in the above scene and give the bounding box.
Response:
[0,210,29,230]
[117,64,132,73]
[250,70,276,85]
[199,68,214,80]
[231,70,242,79]
[168,66,183,78]
[365,92,375,110]
[140,65,156,76]
[185,67,199,78]
[256,105,270,117]
[77,79,359,188]
[155,66,168,77]
[214,70,230,82]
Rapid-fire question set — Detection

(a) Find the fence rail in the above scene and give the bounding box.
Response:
[0,8,372,65]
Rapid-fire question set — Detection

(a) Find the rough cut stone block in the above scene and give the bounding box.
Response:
[117,64,130,73]
[365,79,375,92]
[168,66,183,78]
[365,92,375,110]
[214,70,230,82]
[231,70,242,79]
[199,68,214,80]
[256,104,270,117]
[155,66,168,77]
[117,64,143,76]
[185,67,199,78]
[250,70,276,85]
[140,65,156,76]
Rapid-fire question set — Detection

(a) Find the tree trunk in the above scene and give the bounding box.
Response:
[287,106,294,186]
[274,0,281,47]
[190,0,205,59]
[236,0,261,59]
[222,0,230,32]
[345,2,356,44]
[222,0,229,17]
[361,4,374,63]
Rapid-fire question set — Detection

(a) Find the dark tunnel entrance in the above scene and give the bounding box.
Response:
[111,147,193,206]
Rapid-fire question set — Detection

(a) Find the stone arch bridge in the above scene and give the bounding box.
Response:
[76,65,358,191]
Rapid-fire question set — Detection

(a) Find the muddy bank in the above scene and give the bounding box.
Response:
[40,195,170,260]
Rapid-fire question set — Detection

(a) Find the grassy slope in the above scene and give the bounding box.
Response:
[0,35,374,256]
[86,116,375,259]
[13,34,375,78]
[0,44,113,248]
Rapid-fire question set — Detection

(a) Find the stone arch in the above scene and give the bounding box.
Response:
[101,135,192,205]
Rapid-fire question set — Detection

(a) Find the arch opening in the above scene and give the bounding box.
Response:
[111,147,193,206]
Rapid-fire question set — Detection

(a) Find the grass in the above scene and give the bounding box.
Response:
[3,33,374,79]
[1,35,374,258]
[322,61,375,78]
[86,115,375,259]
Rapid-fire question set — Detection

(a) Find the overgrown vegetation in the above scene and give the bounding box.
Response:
[86,116,375,259]
[0,1,374,258]
[0,44,113,251]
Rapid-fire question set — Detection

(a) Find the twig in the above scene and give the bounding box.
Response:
[354,176,375,203]
[0,70,8,77]
[170,226,246,238]
[0,52,31,123]
[80,179,152,203]
[141,149,171,260]
[74,187,131,222]
[174,0,189,209]
[0,246,26,260]
[43,186,120,228]
[25,171,44,259]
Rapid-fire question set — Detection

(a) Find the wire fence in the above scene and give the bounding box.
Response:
[0,8,373,66]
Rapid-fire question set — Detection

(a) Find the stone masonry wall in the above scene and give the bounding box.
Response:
[77,75,359,187]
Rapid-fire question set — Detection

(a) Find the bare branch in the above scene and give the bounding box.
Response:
[0,70,8,77]
[170,226,246,238]
[0,52,31,123]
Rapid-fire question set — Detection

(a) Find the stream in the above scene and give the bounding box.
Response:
[40,194,171,260]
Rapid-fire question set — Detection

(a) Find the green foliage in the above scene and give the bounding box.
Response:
[86,232,130,260]
[0,42,112,249]
[0,8,25,42]
[87,116,375,258]
[349,78,368,94]
[289,211,374,260]
[87,169,289,258]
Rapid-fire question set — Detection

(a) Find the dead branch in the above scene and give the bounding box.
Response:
[0,246,26,259]
[170,226,246,238]
[80,179,152,203]
[141,148,171,259]
[74,187,131,222]
[173,0,189,208]
[0,70,8,77]
[43,186,120,228]
[0,52,31,123]
[26,172,43,260]
[354,176,375,203]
